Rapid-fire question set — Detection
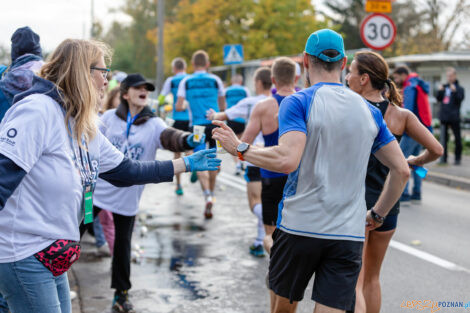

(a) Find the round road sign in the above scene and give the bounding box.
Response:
[360,13,396,50]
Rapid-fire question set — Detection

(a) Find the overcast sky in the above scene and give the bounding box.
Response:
[0,0,466,53]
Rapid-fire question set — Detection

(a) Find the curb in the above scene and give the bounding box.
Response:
[426,171,470,190]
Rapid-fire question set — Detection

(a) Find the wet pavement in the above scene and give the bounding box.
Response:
[73,152,470,313]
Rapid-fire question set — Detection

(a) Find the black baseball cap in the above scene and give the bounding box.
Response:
[121,73,155,91]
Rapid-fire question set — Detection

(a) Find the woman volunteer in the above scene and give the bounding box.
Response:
[345,51,442,313]
[0,39,220,313]
[91,73,205,313]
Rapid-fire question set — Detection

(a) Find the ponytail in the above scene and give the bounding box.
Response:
[386,79,402,107]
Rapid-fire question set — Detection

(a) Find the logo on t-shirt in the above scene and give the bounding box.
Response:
[7,128,17,138]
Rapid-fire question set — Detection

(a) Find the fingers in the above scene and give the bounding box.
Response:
[211,120,231,131]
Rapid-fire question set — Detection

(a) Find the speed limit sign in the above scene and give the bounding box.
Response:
[360,13,396,50]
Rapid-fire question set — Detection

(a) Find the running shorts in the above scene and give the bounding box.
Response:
[261,176,287,226]
[269,229,363,311]
[244,166,261,183]
[173,120,190,132]
[227,120,245,135]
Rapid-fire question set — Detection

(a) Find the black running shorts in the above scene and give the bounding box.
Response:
[173,120,190,132]
[244,166,261,183]
[261,176,287,226]
[227,120,245,135]
[269,229,363,311]
[191,124,217,151]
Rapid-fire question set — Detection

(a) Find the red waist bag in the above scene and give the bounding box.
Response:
[34,240,81,276]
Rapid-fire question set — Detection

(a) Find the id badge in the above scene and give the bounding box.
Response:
[83,186,94,224]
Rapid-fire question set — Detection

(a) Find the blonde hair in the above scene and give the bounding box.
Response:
[40,39,112,147]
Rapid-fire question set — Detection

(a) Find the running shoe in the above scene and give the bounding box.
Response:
[175,185,184,196]
[410,193,421,203]
[112,290,135,313]
[204,196,213,219]
[190,171,198,183]
[249,244,265,257]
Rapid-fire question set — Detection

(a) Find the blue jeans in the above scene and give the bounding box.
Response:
[0,255,71,313]
[0,293,8,313]
[93,215,106,248]
[400,134,422,197]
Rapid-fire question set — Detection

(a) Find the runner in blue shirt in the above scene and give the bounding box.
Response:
[213,29,410,313]
[239,57,296,257]
[160,57,190,195]
[225,74,250,175]
[176,50,225,218]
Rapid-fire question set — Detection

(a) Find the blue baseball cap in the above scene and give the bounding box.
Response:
[305,29,345,63]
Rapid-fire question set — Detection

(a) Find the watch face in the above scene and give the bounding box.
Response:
[237,142,249,153]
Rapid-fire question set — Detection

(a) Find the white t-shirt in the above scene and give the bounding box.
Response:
[0,94,124,262]
[93,109,168,216]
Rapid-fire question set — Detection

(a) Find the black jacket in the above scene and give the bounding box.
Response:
[436,80,465,122]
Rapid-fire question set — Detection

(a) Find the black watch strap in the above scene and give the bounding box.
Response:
[371,209,385,224]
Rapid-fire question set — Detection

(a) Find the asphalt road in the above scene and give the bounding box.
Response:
[73,152,470,313]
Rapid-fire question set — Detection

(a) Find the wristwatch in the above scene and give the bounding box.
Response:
[236,142,250,161]
[370,208,385,224]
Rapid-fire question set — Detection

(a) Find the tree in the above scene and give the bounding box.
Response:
[321,0,470,56]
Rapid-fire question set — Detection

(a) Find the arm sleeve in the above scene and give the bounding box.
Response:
[159,127,192,152]
[455,86,465,103]
[436,89,444,102]
[214,75,225,97]
[160,77,172,97]
[368,103,396,154]
[0,153,26,210]
[278,95,308,137]
[0,95,50,172]
[99,157,174,187]
[177,76,188,98]
[98,131,125,172]
[225,98,251,120]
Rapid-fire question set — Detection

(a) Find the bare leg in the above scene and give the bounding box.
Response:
[313,302,345,313]
[247,181,262,211]
[208,170,218,193]
[263,225,276,255]
[354,230,370,313]
[174,152,182,187]
[271,293,298,313]
[197,171,210,192]
[362,229,395,313]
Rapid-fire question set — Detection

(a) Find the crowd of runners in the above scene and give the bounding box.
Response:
[0,25,445,313]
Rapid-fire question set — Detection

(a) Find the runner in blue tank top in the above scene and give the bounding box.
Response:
[238,57,297,256]
[176,50,225,218]
[160,57,190,196]
[225,74,250,175]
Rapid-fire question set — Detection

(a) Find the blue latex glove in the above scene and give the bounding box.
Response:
[183,148,221,172]
[186,133,206,148]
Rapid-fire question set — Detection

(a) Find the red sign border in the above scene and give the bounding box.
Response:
[360,13,396,50]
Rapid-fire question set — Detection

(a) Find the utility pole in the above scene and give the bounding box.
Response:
[156,0,165,93]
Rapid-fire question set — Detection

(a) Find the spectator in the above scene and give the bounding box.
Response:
[436,67,465,165]
[392,66,432,203]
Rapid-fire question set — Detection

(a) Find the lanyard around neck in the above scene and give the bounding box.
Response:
[126,110,139,139]
[67,121,94,187]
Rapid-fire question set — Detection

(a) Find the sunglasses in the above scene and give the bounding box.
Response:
[90,66,110,79]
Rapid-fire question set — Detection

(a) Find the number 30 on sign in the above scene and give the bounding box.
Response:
[360,13,396,50]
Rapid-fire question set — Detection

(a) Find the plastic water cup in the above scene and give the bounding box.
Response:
[193,125,205,143]
[165,117,175,127]
[411,165,428,178]
[216,140,226,153]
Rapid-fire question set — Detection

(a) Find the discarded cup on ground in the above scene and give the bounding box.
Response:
[193,125,206,143]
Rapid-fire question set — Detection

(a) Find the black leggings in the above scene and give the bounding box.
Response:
[80,206,136,292]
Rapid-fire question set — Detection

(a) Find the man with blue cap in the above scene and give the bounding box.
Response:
[212,29,409,313]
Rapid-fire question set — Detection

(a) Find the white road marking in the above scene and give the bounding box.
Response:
[218,171,470,273]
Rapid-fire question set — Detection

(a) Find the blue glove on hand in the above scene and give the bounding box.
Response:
[183,148,221,172]
[186,134,206,148]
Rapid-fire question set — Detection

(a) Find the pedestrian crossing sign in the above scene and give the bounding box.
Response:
[223,44,244,65]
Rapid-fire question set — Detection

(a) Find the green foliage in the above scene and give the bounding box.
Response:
[100,0,328,76]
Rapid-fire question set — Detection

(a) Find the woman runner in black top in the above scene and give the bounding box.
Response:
[346,51,443,313]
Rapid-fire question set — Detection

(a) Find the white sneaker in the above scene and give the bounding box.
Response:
[70,290,77,301]
[204,196,213,219]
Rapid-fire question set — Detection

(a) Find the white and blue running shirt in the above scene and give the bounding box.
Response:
[177,70,224,126]
[277,82,395,241]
